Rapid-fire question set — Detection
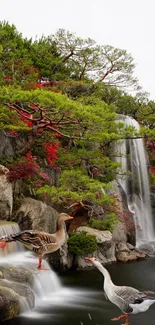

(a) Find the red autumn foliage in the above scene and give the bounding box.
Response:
[150,166,155,175]
[43,141,59,167]
[110,193,139,232]
[8,130,18,136]
[7,151,39,182]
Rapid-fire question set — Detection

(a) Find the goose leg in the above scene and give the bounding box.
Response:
[0,241,7,249]
[112,313,130,325]
[37,257,49,270]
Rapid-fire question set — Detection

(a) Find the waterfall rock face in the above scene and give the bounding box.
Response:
[0,165,13,220]
[150,187,155,225]
[0,130,14,158]
[16,197,59,232]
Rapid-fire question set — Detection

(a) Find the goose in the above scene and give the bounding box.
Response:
[0,213,73,270]
[85,257,155,325]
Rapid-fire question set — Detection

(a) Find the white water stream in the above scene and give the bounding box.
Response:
[116,116,155,249]
[0,222,97,320]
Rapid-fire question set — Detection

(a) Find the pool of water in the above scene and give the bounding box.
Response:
[5,257,155,325]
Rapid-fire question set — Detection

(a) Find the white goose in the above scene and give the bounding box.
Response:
[85,257,155,325]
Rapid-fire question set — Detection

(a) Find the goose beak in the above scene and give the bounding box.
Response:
[67,216,74,220]
[85,257,94,262]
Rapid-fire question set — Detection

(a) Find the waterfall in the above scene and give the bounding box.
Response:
[116,115,155,248]
[0,221,23,255]
[0,222,96,320]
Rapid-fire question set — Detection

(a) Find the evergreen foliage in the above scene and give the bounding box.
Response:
[68,232,97,256]
[89,214,118,233]
[0,21,155,234]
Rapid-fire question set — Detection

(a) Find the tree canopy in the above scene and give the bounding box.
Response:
[0,21,155,222]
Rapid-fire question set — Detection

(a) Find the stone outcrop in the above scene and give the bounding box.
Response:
[0,130,14,159]
[0,266,35,321]
[112,222,127,243]
[15,197,59,233]
[0,286,20,322]
[116,242,147,262]
[75,226,116,268]
[0,165,13,220]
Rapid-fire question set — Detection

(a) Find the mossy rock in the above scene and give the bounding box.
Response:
[0,266,33,286]
[0,286,20,321]
[0,280,35,309]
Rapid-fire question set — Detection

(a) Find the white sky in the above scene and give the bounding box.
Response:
[0,0,155,99]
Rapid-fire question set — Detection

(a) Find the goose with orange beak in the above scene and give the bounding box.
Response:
[85,257,155,325]
[0,213,73,270]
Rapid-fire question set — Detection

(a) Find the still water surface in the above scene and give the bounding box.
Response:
[5,258,155,325]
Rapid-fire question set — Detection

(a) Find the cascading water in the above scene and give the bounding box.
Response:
[0,221,23,255]
[0,222,98,321]
[116,115,155,249]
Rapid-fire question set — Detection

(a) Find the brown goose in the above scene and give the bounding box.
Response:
[85,257,155,325]
[0,213,73,270]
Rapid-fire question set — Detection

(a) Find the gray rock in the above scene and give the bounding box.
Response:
[112,222,127,242]
[0,286,20,321]
[15,197,59,233]
[0,165,13,220]
[0,266,33,286]
[76,226,116,268]
[0,280,35,309]
[76,226,112,244]
[0,130,14,158]
[116,242,147,262]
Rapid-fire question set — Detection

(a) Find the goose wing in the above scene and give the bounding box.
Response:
[113,286,155,313]
[16,230,57,248]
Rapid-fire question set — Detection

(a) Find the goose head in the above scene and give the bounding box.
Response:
[85,257,101,268]
[58,213,73,222]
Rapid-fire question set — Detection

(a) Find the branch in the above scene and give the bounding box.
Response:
[46,125,80,139]
[138,109,155,116]
[62,51,74,62]
[99,65,114,82]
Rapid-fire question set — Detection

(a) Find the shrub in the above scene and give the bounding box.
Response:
[68,232,97,256]
[89,213,118,233]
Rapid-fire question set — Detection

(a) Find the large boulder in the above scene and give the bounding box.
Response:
[0,165,13,220]
[0,280,35,310]
[0,266,33,286]
[75,226,116,268]
[15,197,59,232]
[0,286,20,322]
[0,265,35,321]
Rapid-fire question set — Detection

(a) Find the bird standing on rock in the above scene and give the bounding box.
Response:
[0,213,73,270]
[85,257,155,325]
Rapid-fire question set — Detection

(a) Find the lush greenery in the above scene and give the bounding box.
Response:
[89,214,118,233]
[68,232,97,256]
[0,21,155,231]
